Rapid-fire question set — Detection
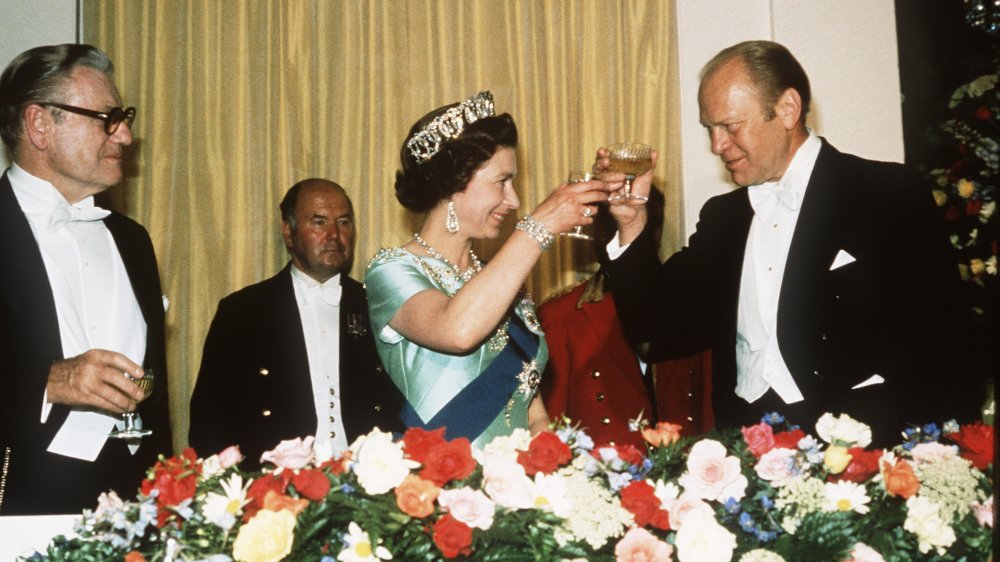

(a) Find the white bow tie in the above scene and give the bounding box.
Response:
[748,181,801,219]
[49,203,111,230]
[303,282,342,306]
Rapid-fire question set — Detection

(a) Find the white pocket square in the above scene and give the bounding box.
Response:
[830,249,856,270]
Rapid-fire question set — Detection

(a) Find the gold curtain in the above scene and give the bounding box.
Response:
[82,0,680,451]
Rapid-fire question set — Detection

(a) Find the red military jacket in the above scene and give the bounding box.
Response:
[539,273,713,448]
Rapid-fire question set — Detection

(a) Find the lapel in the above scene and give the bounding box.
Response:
[0,173,63,360]
[337,275,370,385]
[776,140,847,370]
[273,265,314,386]
[103,213,158,334]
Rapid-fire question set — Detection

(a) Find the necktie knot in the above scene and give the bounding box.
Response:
[748,181,801,218]
[305,282,342,306]
[50,203,111,230]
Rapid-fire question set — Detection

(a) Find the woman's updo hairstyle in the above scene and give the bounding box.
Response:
[395,103,517,213]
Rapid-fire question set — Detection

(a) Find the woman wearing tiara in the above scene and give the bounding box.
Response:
[366,91,607,447]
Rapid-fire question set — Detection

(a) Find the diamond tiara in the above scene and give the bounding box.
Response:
[405,91,496,164]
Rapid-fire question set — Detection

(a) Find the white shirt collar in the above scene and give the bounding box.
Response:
[9,162,104,224]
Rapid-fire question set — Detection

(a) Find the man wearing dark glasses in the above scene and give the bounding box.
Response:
[0,44,171,514]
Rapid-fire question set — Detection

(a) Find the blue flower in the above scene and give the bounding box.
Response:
[738,511,756,533]
[759,495,774,510]
[762,412,785,426]
[755,529,778,543]
[340,483,355,494]
[723,496,742,514]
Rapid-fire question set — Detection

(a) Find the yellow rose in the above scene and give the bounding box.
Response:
[931,190,948,207]
[823,445,852,474]
[957,178,976,199]
[233,509,296,562]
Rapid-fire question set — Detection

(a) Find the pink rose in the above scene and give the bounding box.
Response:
[438,487,496,530]
[910,442,958,464]
[846,542,886,562]
[971,496,994,528]
[669,492,714,530]
[260,436,315,470]
[614,527,673,562]
[678,439,747,501]
[217,445,243,469]
[754,447,797,486]
[741,423,775,458]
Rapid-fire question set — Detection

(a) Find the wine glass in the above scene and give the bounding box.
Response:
[109,369,154,439]
[605,142,653,205]
[563,169,595,241]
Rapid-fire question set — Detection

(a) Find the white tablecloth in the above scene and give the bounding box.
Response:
[0,515,79,561]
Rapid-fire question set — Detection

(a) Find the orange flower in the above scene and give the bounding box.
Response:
[395,474,440,518]
[124,552,147,562]
[642,422,683,447]
[882,459,920,498]
[262,489,310,515]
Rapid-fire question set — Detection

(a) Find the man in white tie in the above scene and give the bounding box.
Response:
[0,44,171,514]
[189,179,404,469]
[600,40,978,445]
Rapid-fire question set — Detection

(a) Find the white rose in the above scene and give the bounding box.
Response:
[674,509,737,562]
[350,429,417,495]
[815,413,872,447]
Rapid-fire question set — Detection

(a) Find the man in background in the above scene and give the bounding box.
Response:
[189,178,404,469]
[0,44,171,514]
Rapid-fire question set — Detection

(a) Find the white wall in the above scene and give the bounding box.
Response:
[0,0,78,168]
[674,0,904,240]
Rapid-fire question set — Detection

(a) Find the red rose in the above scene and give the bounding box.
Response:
[403,427,448,465]
[244,473,289,520]
[773,429,805,450]
[420,438,476,486]
[292,468,331,500]
[946,422,994,470]
[432,514,473,558]
[517,432,572,476]
[741,423,775,458]
[619,480,670,530]
[139,449,201,527]
[975,105,993,122]
[124,552,147,562]
[836,448,882,483]
[614,444,645,466]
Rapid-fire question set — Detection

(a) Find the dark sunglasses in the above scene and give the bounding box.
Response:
[39,102,136,135]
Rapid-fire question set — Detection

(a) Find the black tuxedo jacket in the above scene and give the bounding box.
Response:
[0,173,171,515]
[609,140,977,444]
[188,265,404,470]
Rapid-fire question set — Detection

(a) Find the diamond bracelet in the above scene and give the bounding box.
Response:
[515,215,554,251]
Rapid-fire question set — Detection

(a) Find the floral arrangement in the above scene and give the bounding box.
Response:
[27,413,993,562]
[926,66,998,324]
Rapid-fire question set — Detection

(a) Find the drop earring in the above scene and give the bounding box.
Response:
[446,199,460,234]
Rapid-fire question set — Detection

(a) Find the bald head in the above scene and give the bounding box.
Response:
[280,178,356,282]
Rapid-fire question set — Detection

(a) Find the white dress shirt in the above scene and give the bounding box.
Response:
[289,266,349,458]
[607,133,822,406]
[735,133,821,404]
[9,163,147,461]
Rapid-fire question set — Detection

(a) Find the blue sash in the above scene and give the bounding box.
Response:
[400,315,539,441]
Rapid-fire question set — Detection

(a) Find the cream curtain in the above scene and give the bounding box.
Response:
[82,0,681,451]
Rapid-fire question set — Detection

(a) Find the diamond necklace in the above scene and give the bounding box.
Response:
[413,233,482,282]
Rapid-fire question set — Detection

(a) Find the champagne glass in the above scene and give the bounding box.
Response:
[563,169,595,241]
[109,369,154,439]
[605,142,653,205]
